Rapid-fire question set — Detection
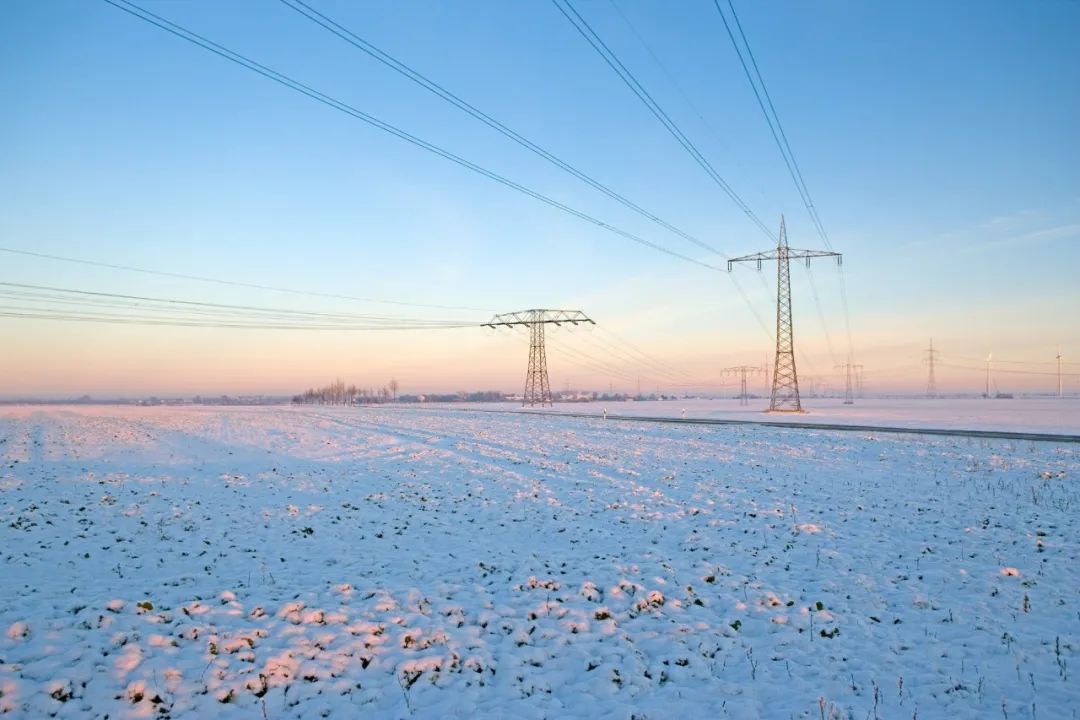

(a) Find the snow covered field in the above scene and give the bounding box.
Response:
[1,405,1077,719]
[467,398,1080,435]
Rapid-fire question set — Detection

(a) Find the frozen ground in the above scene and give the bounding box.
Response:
[458,398,1080,435]
[0,405,1077,719]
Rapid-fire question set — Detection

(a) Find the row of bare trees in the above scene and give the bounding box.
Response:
[292,378,399,405]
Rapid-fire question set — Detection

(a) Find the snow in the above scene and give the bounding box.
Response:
[465,398,1080,435]
[1,405,1077,718]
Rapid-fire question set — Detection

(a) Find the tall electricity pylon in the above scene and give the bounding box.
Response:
[924,338,940,398]
[484,309,595,407]
[723,365,766,406]
[728,216,842,413]
[835,360,863,405]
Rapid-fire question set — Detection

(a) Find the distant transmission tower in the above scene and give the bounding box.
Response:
[924,338,940,398]
[835,360,864,405]
[728,216,842,412]
[723,365,766,406]
[484,309,594,407]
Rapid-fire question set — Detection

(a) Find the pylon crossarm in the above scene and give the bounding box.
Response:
[721,365,766,375]
[727,250,780,271]
[485,309,594,327]
[728,249,841,272]
[786,249,842,260]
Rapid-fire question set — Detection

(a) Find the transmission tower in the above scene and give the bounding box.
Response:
[924,338,940,398]
[835,360,864,405]
[484,309,595,407]
[723,365,766,406]
[728,216,842,412]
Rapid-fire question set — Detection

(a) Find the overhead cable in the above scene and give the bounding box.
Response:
[101,0,724,273]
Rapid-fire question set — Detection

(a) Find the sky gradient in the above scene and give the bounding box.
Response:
[1,0,1078,398]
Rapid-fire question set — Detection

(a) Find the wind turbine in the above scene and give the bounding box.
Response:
[1057,348,1064,399]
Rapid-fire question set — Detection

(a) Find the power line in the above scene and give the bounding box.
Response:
[100,0,724,273]
[573,329,690,381]
[0,282,481,330]
[548,0,782,345]
[522,325,671,386]
[554,343,641,385]
[552,0,776,241]
[275,0,780,347]
[606,0,762,205]
[0,307,474,330]
[0,293,434,325]
[0,246,489,313]
[802,263,839,365]
[511,320,757,393]
[939,362,1080,379]
[949,353,1080,367]
[714,0,856,365]
[572,336,692,386]
[859,364,924,377]
[97,0,781,350]
[592,326,696,380]
[513,323,712,388]
[0,309,479,331]
[713,0,827,249]
[0,282,476,325]
[279,0,733,263]
[562,322,758,390]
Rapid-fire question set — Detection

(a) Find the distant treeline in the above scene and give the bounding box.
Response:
[290,382,688,405]
[292,378,399,405]
[291,383,506,405]
[398,391,506,403]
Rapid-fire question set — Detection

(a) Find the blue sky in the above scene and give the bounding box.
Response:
[1,0,1078,396]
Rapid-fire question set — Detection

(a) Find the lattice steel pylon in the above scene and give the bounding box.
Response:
[483,309,595,407]
[723,365,766,406]
[835,360,864,405]
[728,216,842,413]
[924,338,939,398]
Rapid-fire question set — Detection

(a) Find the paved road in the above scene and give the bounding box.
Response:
[401,406,1080,444]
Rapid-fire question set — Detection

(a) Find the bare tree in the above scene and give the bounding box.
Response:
[389,378,399,402]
